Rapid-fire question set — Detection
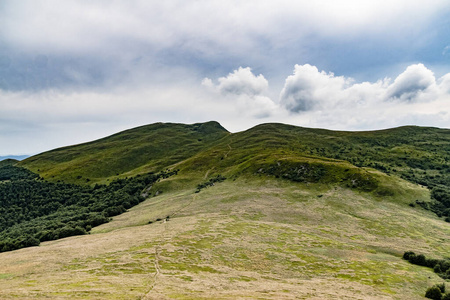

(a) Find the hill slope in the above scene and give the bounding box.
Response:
[0,175,447,299]
[20,121,229,184]
[21,122,450,191]
[1,121,449,299]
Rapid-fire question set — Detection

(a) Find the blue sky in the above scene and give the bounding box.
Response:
[1,0,450,155]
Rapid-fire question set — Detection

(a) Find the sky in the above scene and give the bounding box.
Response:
[1,0,450,156]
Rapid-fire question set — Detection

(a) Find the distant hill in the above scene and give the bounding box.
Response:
[0,155,29,161]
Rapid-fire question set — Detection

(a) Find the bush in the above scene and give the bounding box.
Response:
[413,254,427,266]
[403,251,416,260]
[437,283,446,294]
[435,264,442,273]
[425,286,442,300]
[442,293,450,300]
[403,251,450,280]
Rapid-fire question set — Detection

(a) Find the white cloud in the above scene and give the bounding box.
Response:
[276,63,450,130]
[279,63,447,113]
[1,62,450,156]
[216,67,268,96]
[202,63,450,132]
[279,64,354,112]
[203,67,276,118]
[438,73,450,94]
[386,64,436,101]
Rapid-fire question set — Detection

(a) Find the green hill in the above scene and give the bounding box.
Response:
[20,121,229,184]
[0,121,449,299]
[0,158,19,167]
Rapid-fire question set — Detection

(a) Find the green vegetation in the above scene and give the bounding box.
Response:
[0,162,38,181]
[404,251,450,298]
[0,164,176,252]
[20,123,450,219]
[0,121,449,298]
[19,121,228,184]
[195,174,226,192]
[425,284,449,300]
[403,251,450,279]
[174,123,450,218]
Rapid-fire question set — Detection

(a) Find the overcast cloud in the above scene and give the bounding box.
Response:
[0,1,449,155]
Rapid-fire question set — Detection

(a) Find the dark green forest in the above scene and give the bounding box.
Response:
[0,164,176,252]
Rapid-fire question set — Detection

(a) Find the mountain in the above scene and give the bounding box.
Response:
[0,121,449,299]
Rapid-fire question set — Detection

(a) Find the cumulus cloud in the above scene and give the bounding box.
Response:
[215,67,268,96]
[203,67,276,118]
[202,63,450,130]
[386,64,436,101]
[279,63,447,113]
[274,63,450,131]
[279,64,353,112]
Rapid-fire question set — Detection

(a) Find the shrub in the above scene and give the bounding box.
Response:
[435,264,442,274]
[426,286,443,300]
[414,254,427,266]
[437,283,446,294]
[442,293,450,300]
[403,251,415,260]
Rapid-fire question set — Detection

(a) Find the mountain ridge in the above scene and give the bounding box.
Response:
[19,121,450,181]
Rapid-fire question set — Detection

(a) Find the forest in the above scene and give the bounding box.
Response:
[0,163,176,252]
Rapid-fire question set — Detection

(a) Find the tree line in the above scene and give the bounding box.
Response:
[0,164,177,252]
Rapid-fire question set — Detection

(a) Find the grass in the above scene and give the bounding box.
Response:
[19,121,229,184]
[0,176,448,299]
[19,122,450,192]
[3,121,450,298]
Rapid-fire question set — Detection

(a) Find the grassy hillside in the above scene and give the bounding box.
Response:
[1,121,449,299]
[0,176,447,299]
[20,121,229,184]
[20,122,450,192]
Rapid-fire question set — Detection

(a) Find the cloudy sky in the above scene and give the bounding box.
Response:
[1,0,450,156]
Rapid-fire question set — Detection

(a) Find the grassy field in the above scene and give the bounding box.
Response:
[0,175,448,299]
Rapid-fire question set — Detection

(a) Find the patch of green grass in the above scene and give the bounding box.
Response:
[161,261,220,274]
[0,273,13,279]
[228,275,257,282]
